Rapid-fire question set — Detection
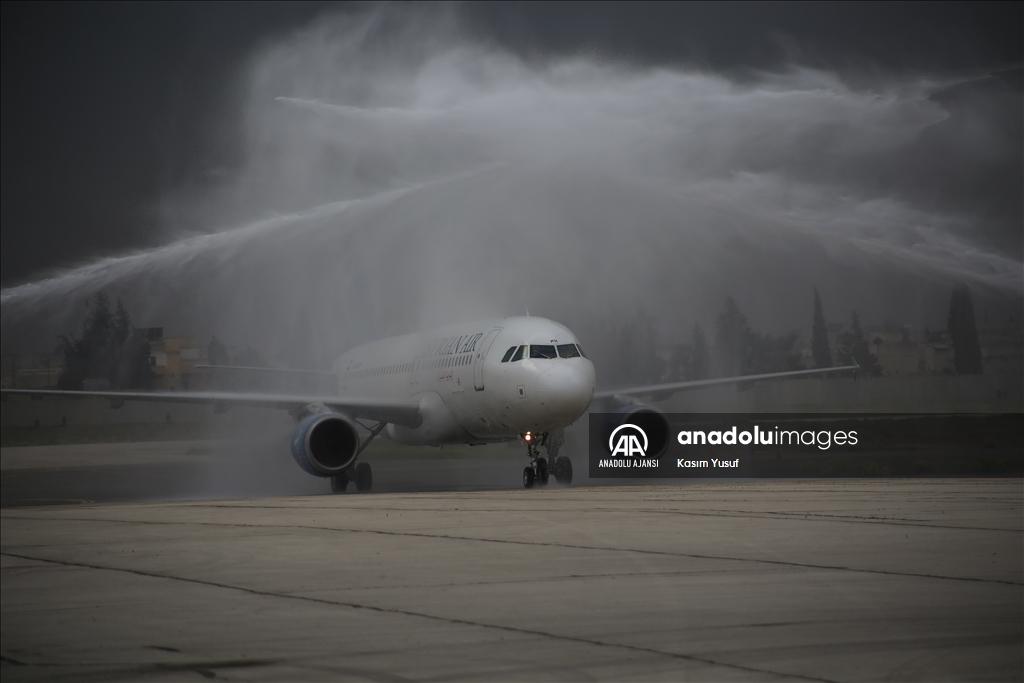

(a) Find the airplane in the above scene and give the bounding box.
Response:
[0,316,856,491]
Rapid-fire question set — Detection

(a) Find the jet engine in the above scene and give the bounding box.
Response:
[595,402,671,458]
[289,413,360,476]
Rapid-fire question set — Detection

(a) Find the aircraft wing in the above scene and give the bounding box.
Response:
[593,364,858,400]
[195,364,339,377]
[0,389,422,428]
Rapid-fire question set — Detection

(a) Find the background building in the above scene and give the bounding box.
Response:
[141,328,209,391]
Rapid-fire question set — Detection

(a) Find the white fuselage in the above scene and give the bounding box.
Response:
[331,317,595,445]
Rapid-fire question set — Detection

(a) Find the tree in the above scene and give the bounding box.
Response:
[667,324,710,382]
[57,293,153,390]
[836,311,881,376]
[947,284,983,374]
[811,287,832,369]
[712,296,804,377]
[667,343,691,382]
[690,323,710,380]
[746,331,802,374]
[633,311,662,385]
[714,296,751,377]
[208,336,230,366]
[603,309,663,386]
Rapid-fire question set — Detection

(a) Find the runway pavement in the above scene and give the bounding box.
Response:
[2,467,1021,681]
[0,440,531,506]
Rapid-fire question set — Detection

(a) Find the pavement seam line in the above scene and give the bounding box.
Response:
[0,551,836,683]
[5,514,1021,586]
[6,503,1020,535]
[146,503,1023,533]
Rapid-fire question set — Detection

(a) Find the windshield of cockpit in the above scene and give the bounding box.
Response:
[500,343,587,362]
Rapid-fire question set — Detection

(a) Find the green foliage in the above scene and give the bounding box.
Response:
[667,323,710,382]
[713,296,802,377]
[947,283,983,374]
[593,309,663,387]
[667,343,690,382]
[745,330,803,375]
[811,287,832,369]
[690,323,710,380]
[836,311,882,376]
[57,293,154,390]
[714,296,751,377]
[208,336,230,366]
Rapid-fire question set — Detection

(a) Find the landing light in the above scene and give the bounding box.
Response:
[523,432,532,442]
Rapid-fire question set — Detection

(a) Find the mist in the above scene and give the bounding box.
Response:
[2,6,1021,369]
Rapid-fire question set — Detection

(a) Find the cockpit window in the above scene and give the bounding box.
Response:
[501,346,517,363]
[510,345,526,362]
[557,343,581,358]
[530,345,557,359]
[575,343,589,359]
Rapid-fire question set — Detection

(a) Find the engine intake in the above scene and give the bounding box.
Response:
[290,413,360,476]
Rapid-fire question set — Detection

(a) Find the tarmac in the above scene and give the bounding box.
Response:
[1,442,1022,681]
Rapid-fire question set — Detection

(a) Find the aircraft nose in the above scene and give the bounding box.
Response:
[536,363,594,418]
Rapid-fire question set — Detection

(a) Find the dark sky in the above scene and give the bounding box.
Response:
[1,1,1021,287]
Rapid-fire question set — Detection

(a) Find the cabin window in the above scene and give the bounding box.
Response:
[557,343,581,359]
[501,346,517,362]
[530,345,557,359]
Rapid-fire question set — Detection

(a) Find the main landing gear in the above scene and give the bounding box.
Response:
[521,431,572,488]
[331,462,373,493]
[330,419,385,494]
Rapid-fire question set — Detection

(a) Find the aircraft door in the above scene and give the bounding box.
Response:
[473,327,502,391]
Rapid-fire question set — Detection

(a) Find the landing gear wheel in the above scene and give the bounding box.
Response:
[330,471,349,493]
[536,458,549,486]
[523,466,536,489]
[554,456,573,485]
[355,462,373,492]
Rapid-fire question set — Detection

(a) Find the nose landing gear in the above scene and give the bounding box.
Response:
[521,431,571,488]
[522,434,548,489]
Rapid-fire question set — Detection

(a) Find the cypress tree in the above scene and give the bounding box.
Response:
[811,287,832,369]
[714,296,750,377]
[947,284,983,374]
[690,323,710,380]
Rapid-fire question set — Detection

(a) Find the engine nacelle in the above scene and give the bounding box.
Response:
[595,403,671,458]
[289,413,360,476]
